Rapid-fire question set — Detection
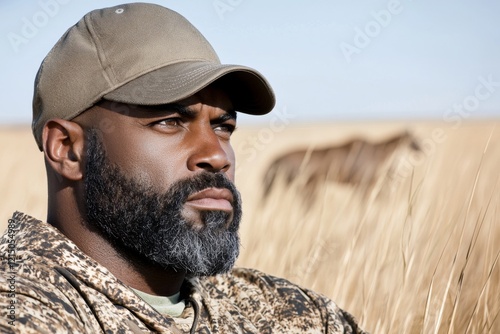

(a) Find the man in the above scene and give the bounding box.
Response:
[0,3,365,333]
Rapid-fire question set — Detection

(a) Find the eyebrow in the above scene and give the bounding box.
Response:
[152,103,237,121]
[216,110,237,121]
[155,103,197,118]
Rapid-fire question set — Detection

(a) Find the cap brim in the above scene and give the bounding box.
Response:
[103,61,275,115]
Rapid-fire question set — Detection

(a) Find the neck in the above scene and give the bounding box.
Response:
[48,210,186,296]
[82,233,187,296]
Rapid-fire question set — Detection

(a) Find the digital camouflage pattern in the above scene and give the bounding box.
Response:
[0,212,365,333]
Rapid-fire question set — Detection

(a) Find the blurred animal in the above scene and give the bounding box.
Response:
[262,131,421,198]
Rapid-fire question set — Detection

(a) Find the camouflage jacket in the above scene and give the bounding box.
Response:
[0,212,365,333]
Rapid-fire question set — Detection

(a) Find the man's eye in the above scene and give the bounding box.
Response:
[153,118,181,128]
[214,124,236,137]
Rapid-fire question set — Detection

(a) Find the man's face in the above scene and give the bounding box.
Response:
[80,86,242,276]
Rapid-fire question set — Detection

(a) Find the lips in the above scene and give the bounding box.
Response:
[185,188,234,212]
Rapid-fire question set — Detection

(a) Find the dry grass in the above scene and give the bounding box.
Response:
[233,121,500,333]
[1,121,499,333]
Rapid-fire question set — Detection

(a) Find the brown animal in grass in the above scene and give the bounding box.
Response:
[262,131,421,198]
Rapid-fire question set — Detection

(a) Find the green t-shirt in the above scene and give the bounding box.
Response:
[132,288,186,318]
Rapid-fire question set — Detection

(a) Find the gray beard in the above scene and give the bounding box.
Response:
[83,129,242,277]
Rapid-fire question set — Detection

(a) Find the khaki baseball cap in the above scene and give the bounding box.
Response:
[32,3,275,150]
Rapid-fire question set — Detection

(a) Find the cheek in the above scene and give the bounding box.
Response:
[101,132,187,189]
[131,148,188,189]
[226,143,236,181]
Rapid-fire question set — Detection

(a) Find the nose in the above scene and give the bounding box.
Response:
[187,129,232,173]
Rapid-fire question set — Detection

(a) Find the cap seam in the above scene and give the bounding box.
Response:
[84,13,116,87]
[106,64,221,100]
[107,58,219,92]
[163,66,226,89]
[154,65,255,91]
[156,63,241,82]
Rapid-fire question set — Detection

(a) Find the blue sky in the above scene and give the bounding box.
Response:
[1,0,499,126]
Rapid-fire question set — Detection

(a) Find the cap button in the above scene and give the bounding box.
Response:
[115,8,124,14]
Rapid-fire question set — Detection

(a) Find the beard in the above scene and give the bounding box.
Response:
[83,129,242,277]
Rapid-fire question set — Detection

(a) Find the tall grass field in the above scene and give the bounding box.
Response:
[1,121,499,333]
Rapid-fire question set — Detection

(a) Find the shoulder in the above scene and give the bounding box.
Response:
[203,268,366,333]
[0,267,87,333]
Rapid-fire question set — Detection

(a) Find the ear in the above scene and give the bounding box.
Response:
[42,119,86,181]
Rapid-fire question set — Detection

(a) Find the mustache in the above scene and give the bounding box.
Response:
[158,171,239,207]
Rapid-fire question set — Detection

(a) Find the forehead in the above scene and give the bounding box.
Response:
[178,85,235,112]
